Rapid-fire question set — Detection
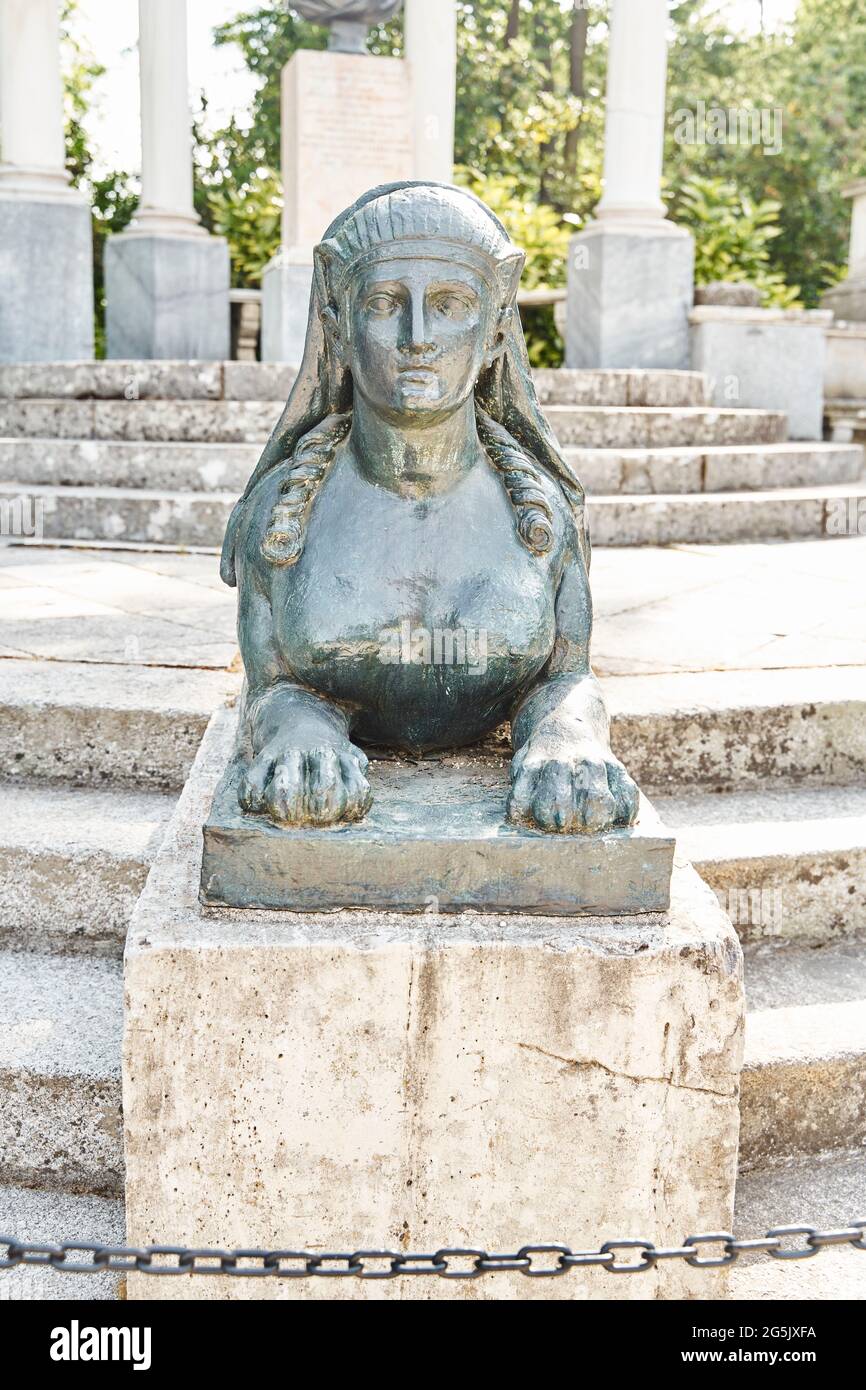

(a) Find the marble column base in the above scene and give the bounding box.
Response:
[566,219,694,370]
[0,194,93,362]
[261,254,314,365]
[104,233,230,361]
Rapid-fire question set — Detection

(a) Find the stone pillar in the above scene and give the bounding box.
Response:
[566,0,694,369]
[261,49,413,363]
[822,180,866,323]
[104,0,229,360]
[0,0,93,361]
[404,0,456,183]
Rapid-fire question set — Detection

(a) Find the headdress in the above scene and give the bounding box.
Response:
[220,181,588,585]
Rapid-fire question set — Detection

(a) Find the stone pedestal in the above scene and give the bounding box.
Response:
[825,322,866,402]
[123,708,743,1301]
[104,234,230,361]
[261,48,414,363]
[0,194,93,362]
[690,306,832,441]
[566,221,695,369]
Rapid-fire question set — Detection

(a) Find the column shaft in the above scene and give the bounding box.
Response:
[133,0,202,235]
[0,0,70,195]
[404,0,456,184]
[597,0,668,222]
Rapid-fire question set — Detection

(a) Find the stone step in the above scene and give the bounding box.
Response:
[3,437,860,499]
[533,368,710,408]
[731,1148,866,1299]
[0,783,174,955]
[0,360,295,403]
[0,950,123,1197]
[0,481,236,549]
[0,399,787,448]
[0,436,259,492]
[0,361,709,409]
[587,483,866,546]
[546,405,788,448]
[6,479,864,550]
[0,398,281,444]
[608,666,866,792]
[740,940,866,1167]
[655,786,866,944]
[0,656,239,791]
[0,659,859,797]
[570,442,864,495]
[0,1185,124,1300]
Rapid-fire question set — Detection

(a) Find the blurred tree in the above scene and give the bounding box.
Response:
[665,0,866,304]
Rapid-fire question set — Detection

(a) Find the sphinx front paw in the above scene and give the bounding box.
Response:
[239,739,372,827]
[506,740,638,834]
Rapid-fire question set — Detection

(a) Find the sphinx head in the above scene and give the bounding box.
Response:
[314,185,525,426]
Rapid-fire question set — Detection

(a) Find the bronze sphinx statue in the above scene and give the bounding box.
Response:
[221,182,638,836]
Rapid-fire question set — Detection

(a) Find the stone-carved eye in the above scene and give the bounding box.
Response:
[430,291,476,320]
[365,291,401,316]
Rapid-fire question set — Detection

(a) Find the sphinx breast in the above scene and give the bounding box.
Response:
[272,565,556,751]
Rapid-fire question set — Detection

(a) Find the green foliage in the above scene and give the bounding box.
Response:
[208,170,283,287]
[456,165,575,365]
[665,0,866,305]
[456,167,574,288]
[672,175,801,308]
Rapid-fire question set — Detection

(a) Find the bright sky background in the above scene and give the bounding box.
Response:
[70,0,802,178]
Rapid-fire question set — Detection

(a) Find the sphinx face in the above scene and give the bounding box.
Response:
[345,257,498,423]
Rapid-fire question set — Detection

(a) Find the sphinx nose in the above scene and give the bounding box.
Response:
[400,292,434,352]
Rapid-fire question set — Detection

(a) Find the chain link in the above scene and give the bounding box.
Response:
[1,1223,864,1278]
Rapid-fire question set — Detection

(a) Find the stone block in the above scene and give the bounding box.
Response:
[694,281,762,308]
[201,725,675,915]
[280,50,413,256]
[566,222,695,370]
[261,49,414,363]
[822,275,866,324]
[690,306,832,441]
[104,234,230,361]
[260,256,313,366]
[825,324,866,400]
[123,707,744,1301]
[0,195,93,362]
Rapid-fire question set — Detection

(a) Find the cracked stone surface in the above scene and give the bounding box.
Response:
[123,708,744,1301]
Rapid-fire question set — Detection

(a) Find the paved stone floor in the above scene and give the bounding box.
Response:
[1,535,863,680]
[0,545,235,670]
[592,537,866,676]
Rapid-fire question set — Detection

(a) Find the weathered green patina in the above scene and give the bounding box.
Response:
[220,181,639,836]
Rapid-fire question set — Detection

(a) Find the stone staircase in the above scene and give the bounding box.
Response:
[0,362,864,550]
[0,363,864,1300]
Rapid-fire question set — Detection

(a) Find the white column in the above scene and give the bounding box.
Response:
[0,0,73,198]
[404,0,456,184]
[596,0,669,224]
[844,179,866,279]
[129,0,204,237]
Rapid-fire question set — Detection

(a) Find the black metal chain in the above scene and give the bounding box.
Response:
[1,1224,864,1278]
